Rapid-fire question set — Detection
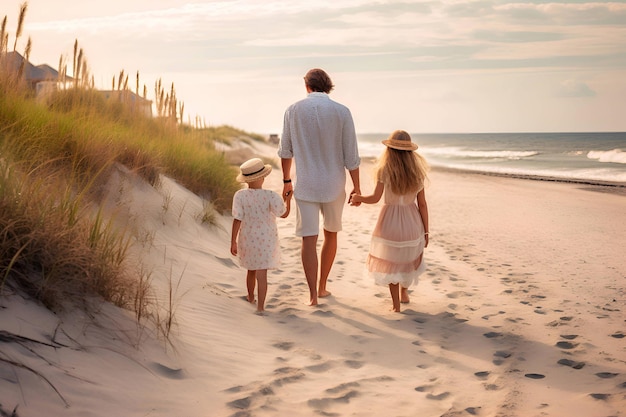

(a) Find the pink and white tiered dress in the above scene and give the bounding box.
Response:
[366,180,427,288]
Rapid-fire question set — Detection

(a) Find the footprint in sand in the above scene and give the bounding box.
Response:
[557,359,586,369]
[272,367,306,386]
[227,396,252,410]
[215,256,238,268]
[225,366,308,412]
[447,291,473,299]
[149,362,185,380]
[482,311,505,320]
[492,351,512,365]
[414,384,434,392]
[326,381,360,394]
[547,317,574,327]
[272,341,294,351]
[506,317,525,323]
[426,392,451,400]
[344,360,364,369]
[595,372,619,379]
[278,307,303,317]
[307,390,359,410]
[555,341,578,349]
[306,361,336,373]
[311,310,334,317]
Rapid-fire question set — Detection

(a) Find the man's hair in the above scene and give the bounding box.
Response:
[304,68,335,93]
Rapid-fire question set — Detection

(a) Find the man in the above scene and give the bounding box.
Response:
[278,68,361,306]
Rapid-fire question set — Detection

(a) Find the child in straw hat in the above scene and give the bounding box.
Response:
[231,158,291,314]
[350,130,430,312]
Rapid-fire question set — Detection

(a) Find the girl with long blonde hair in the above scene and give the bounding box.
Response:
[351,130,429,312]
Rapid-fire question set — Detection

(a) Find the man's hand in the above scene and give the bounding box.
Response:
[283,182,293,199]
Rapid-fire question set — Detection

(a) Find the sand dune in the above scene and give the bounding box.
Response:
[1,140,624,417]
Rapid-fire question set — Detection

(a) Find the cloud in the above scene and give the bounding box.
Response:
[495,2,626,26]
[556,79,597,97]
[473,30,564,43]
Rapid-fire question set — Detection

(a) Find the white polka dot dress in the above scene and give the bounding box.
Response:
[232,188,286,270]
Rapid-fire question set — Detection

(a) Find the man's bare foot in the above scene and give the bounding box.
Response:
[247,295,255,303]
[254,310,266,316]
[308,298,318,306]
[391,306,401,312]
[318,290,332,298]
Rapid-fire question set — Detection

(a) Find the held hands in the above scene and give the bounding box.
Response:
[349,191,362,206]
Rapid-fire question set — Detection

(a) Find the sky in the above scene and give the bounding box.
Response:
[3,0,626,134]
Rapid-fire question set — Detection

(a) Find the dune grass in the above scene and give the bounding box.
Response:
[1,86,244,211]
[0,156,137,311]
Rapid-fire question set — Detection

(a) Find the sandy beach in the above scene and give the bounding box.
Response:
[1,140,625,417]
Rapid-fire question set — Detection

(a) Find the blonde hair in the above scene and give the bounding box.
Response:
[376,133,429,195]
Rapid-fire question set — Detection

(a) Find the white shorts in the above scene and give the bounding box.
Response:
[295,191,346,237]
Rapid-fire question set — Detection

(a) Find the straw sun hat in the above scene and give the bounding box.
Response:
[236,158,272,183]
[382,130,418,151]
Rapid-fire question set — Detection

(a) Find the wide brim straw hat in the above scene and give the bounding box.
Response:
[382,130,418,151]
[236,158,272,183]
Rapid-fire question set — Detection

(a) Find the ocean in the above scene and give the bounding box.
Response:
[357,132,626,187]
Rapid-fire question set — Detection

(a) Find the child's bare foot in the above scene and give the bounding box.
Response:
[247,295,255,303]
[391,306,401,313]
[318,290,332,298]
[255,309,266,316]
[400,288,410,303]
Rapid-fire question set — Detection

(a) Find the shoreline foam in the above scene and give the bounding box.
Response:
[432,165,626,193]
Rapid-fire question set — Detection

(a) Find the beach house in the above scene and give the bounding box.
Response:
[0,51,152,117]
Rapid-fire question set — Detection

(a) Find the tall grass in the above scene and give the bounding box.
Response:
[0,156,135,310]
[0,86,242,211]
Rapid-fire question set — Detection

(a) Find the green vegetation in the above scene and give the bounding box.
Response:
[0,4,264,318]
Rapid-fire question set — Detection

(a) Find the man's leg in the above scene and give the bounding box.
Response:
[302,235,319,306]
[319,229,337,297]
[318,191,344,298]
